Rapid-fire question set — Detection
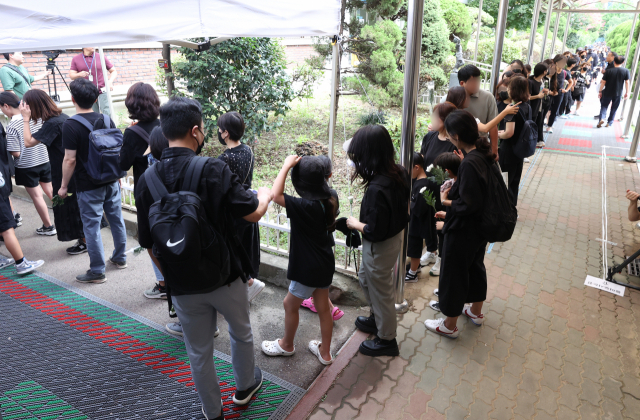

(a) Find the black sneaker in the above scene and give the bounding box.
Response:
[233,367,263,405]
[405,271,418,283]
[14,213,22,227]
[108,257,127,269]
[66,240,88,255]
[76,270,106,284]
[359,337,399,357]
[355,315,378,334]
[429,300,441,312]
[36,225,57,236]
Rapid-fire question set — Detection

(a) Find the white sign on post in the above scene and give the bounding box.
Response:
[584,275,626,296]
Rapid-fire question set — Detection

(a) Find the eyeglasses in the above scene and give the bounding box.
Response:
[197,126,207,137]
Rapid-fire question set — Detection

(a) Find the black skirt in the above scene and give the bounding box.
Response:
[438,228,488,317]
[52,193,85,242]
[235,219,260,279]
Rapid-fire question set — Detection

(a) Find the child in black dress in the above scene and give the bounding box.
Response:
[217,112,265,302]
[405,152,430,283]
[261,155,339,365]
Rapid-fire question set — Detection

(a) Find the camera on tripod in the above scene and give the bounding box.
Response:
[43,50,65,70]
[41,50,70,103]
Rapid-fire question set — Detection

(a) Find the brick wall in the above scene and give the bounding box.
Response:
[284,45,318,67]
[1,48,165,93]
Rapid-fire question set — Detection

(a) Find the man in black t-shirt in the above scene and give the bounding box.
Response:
[597,55,630,128]
[60,78,128,283]
[135,96,271,419]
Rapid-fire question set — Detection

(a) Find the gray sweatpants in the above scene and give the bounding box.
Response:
[358,231,403,340]
[91,92,111,117]
[172,278,255,418]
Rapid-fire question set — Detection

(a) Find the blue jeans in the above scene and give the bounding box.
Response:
[599,95,621,125]
[77,182,127,274]
[151,259,164,281]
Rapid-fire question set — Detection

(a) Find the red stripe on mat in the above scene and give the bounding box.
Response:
[558,138,592,148]
[563,121,594,128]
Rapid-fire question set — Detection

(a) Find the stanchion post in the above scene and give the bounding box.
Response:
[97,47,114,120]
[490,0,509,94]
[540,0,555,60]
[527,0,543,64]
[622,19,640,139]
[619,1,640,121]
[395,0,425,314]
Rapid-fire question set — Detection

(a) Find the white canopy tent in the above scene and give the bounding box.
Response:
[0,1,341,51]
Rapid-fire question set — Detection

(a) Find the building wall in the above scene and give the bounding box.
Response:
[1,48,164,94]
[283,45,318,67]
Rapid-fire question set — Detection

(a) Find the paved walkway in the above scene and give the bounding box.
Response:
[307,90,640,419]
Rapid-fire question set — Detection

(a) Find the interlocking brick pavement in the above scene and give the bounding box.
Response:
[307,151,640,419]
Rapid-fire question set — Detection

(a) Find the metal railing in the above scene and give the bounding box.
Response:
[258,208,362,276]
[120,176,136,212]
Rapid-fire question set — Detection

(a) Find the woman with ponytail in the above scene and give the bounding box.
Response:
[424,110,492,339]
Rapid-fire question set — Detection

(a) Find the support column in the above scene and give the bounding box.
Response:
[540,0,555,61]
[550,11,561,57]
[490,0,509,94]
[623,20,640,139]
[473,0,484,62]
[619,1,640,120]
[97,47,114,120]
[162,44,175,96]
[395,0,425,314]
[527,0,544,64]
[561,12,571,53]
[328,38,340,169]
[626,106,640,162]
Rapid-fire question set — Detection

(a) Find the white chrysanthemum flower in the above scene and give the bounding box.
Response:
[426,164,434,172]
[419,187,426,193]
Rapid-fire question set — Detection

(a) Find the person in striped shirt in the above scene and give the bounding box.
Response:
[0,91,56,236]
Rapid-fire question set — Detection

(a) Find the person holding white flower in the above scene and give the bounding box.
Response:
[424,110,492,339]
[420,102,458,275]
[405,152,431,283]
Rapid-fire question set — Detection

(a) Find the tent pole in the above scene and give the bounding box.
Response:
[97,47,114,120]
[619,0,640,121]
[328,39,339,172]
[626,104,640,162]
[623,18,640,144]
[473,0,484,62]
[490,0,509,94]
[527,0,543,64]
[162,43,175,96]
[561,12,571,53]
[550,11,561,57]
[540,0,554,61]
[395,0,424,314]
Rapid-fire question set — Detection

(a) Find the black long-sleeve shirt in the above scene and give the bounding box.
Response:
[443,150,490,234]
[359,166,410,242]
[119,119,160,190]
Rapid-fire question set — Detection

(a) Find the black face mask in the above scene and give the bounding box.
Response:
[499,91,509,101]
[217,130,226,146]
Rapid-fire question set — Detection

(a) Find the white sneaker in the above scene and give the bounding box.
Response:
[559,115,568,119]
[433,288,439,297]
[523,158,530,163]
[430,257,441,276]
[420,251,437,266]
[16,259,44,275]
[0,256,15,269]
[247,279,265,302]
[574,110,580,116]
[429,300,441,312]
[463,306,485,326]
[547,127,553,133]
[536,141,546,148]
[424,318,459,338]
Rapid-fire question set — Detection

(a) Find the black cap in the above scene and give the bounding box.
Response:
[291,156,332,201]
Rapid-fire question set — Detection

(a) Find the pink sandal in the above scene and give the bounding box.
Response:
[332,307,344,321]
[301,297,317,313]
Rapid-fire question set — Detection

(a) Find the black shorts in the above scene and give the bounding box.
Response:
[0,196,16,233]
[407,235,424,259]
[15,162,52,188]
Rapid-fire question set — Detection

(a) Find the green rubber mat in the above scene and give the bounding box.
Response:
[0,267,304,420]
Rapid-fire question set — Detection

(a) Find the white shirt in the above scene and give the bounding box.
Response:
[6,114,48,169]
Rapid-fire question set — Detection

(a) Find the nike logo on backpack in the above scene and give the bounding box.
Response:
[167,237,185,247]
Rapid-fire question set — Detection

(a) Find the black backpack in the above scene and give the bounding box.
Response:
[477,156,517,243]
[512,105,538,160]
[145,156,230,295]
